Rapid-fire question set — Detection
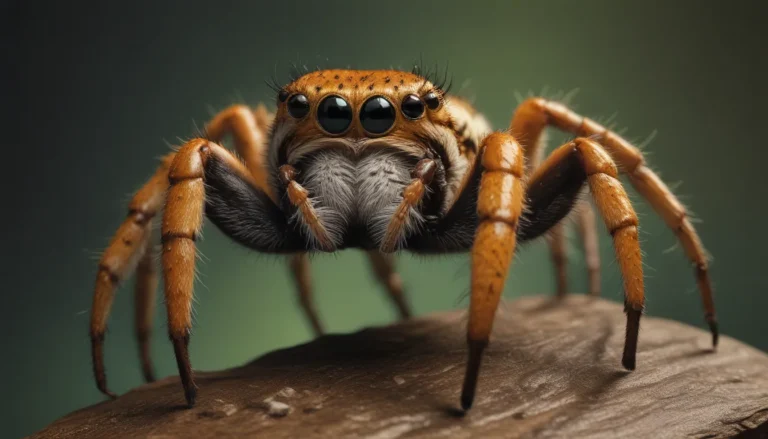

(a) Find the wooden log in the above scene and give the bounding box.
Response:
[32,296,768,438]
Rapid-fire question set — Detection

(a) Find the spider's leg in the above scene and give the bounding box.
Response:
[513,98,717,346]
[462,132,525,411]
[511,102,601,297]
[90,153,174,398]
[134,237,158,383]
[163,139,301,407]
[576,201,601,296]
[205,104,274,199]
[206,105,335,336]
[528,138,644,370]
[546,222,568,297]
[288,253,324,336]
[366,251,412,320]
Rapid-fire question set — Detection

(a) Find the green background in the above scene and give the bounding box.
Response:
[4,1,766,437]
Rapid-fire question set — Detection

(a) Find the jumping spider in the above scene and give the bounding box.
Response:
[90,68,717,410]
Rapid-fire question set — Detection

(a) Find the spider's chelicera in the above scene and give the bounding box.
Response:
[90,68,718,411]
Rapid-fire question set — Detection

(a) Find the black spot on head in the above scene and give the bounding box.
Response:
[360,75,368,81]
[315,86,322,92]
[399,79,404,85]
[385,77,391,83]
[338,84,343,90]
[334,74,340,79]
[394,85,399,91]
[368,84,374,91]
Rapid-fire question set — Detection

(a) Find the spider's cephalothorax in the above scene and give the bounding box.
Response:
[90,68,718,411]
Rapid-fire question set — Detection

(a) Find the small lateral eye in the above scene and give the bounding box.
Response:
[423,91,441,110]
[360,96,396,134]
[287,94,310,119]
[277,89,289,103]
[401,94,425,119]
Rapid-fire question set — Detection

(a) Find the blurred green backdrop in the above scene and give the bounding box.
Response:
[3,0,766,437]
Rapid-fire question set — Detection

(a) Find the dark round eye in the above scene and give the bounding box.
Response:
[317,95,352,134]
[423,91,441,110]
[401,94,425,119]
[277,89,289,103]
[287,94,310,118]
[360,96,396,134]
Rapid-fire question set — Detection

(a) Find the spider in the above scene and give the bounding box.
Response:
[89,68,717,411]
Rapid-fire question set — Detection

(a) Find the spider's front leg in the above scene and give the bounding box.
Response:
[461,135,645,411]
[462,132,526,410]
[162,138,299,407]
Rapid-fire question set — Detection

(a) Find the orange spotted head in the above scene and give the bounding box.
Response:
[275,69,448,137]
[269,69,459,165]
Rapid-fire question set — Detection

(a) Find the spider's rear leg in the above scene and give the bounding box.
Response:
[524,138,645,370]
[288,253,324,336]
[90,153,174,398]
[366,251,412,319]
[134,237,158,383]
[513,97,717,346]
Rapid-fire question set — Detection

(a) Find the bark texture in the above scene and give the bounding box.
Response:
[33,296,768,439]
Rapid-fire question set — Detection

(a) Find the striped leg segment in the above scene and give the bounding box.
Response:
[462,132,525,410]
[512,97,716,346]
[529,138,645,370]
[90,153,174,398]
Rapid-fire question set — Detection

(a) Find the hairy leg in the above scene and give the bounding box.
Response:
[576,201,601,295]
[546,222,568,297]
[366,251,412,319]
[205,104,274,199]
[134,237,158,383]
[462,132,525,410]
[528,138,644,371]
[90,153,174,398]
[163,138,300,406]
[512,97,717,345]
[288,253,324,336]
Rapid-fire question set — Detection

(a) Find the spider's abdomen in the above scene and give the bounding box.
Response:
[292,148,429,250]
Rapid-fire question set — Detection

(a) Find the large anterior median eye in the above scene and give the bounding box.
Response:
[360,96,396,134]
[287,94,310,118]
[317,95,352,134]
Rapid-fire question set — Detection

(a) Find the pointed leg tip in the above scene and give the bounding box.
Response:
[185,388,197,408]
[621,355,636,371]
[707,319,719,348]
[460,393,474,411]
[98,386,118,399]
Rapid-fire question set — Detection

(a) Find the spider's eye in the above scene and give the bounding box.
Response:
[423,91,441,110]
[360,96,396,135]
[277,89,289,103]
[401,94,425,119]
[287,94,310,119]
[317,95,352,134]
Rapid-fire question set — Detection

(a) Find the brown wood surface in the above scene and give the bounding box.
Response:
[34,296,768,438]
